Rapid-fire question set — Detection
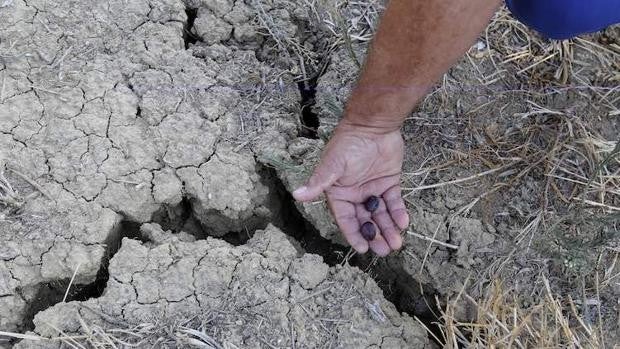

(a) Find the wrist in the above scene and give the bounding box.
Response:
[338,112,404,134]
[337,116,402,136]
[342,84,426,134]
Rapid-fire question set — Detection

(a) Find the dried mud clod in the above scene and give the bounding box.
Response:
[0,0,432,344]
[0,0,314,336]
[1,0,618,346]
[13,225,430,348]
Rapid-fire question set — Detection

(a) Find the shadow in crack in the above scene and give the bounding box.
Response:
[297,79,320,139]
[296,58,331,139]
[260,165,351,265]
[17,220,148,334]
[183,7,201,49]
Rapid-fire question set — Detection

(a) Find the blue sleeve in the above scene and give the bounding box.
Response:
[506,0,620,40]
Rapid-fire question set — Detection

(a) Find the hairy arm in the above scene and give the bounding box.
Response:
[344,0,501,132]
[294,0,501,255]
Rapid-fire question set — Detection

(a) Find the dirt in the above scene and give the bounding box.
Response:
[271,37,504,304]
[1,0,618,347]
[12,224,430,348]
[0,0,432,346]
[0,0,298,340]
[268,1,620,341]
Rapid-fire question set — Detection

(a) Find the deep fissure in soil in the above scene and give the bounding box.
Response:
[354,254,445,344]
[15,169,443,345]
[18,220,147,334]
[263,167,443,343]
[297,77,320,139]
[264,166,351,264]
[265,167,444,344]
[183,8,200,49]
[152,197,204,236]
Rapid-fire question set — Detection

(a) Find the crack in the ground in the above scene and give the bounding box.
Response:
[16,218,146,336]
[182,7,200,50]
[257,166,349,264]
[262,166,445,345]
[9,165,443,346]
[297,74,321,140]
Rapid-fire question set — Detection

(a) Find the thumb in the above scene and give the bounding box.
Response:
[293,159,343,202]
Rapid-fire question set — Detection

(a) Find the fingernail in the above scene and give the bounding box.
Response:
[292,186,308,198]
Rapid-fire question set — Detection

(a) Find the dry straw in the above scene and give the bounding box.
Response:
[435,277,606,348]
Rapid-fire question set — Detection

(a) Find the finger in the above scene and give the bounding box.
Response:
[354,204,391,256]
[368,228,392,257]
[328,199,369,254]
[383,185,410,230]
[293,159,344,202]
[372,198,403,251]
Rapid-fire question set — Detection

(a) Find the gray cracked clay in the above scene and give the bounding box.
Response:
[0,0,304,335]
[14,225,429,348]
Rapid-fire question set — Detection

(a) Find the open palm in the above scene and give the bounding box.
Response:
[293,123,409,256]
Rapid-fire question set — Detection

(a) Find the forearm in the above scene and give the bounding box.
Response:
[344,0,501,132]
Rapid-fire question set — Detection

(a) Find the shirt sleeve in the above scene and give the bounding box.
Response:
[506,0,620,40]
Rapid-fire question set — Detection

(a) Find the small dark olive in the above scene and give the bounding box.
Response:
[360,221,376,241]
[364,195,380,213]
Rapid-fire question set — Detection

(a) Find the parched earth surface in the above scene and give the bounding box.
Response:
[1,0,322,344]
[1,0,619,347]
[14,225,430,348]
[0,0,431,347]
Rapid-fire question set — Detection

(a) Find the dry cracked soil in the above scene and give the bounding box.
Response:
[1,0,619,347]
[0,0,434,347]
[13,225,429,348]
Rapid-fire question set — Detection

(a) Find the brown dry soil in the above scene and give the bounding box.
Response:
[0,0,618,348]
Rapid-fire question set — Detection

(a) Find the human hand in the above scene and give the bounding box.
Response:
[292,120,409,256]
